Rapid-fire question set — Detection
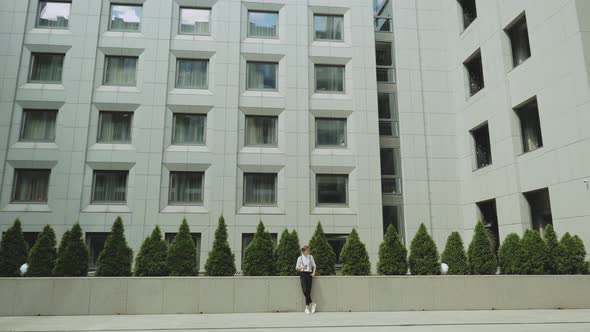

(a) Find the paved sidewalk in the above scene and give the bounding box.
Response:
[1,310,590,331]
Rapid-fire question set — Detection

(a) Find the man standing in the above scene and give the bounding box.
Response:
[296,245,317,314]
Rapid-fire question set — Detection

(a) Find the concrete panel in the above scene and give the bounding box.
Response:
[89,279,127,315]
[396,277,436,311]
[311,277,339,312]
[234,278,269,313]
[268,277,301,312]
[162,278,199,314]
[126,278,163,314]
[369,277,402,311]
[0,279,16,316]
[338,277,370,312]
[13,279,53,316]
[50,278,90,315]
[198,278,234,313]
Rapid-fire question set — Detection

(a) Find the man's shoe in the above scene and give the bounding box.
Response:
[305,306,310,314]
[311,303,317,314]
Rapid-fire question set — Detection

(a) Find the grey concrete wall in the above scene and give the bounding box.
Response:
[1,276,589,316]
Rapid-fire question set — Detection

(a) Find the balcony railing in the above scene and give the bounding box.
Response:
[377,67,396,83]
[379,120,399,137]
[381,177,402,195]
[374,17,393,32]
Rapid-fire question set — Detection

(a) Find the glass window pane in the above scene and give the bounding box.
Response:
[248,11,278,38]
[179,8,210,35]
[316,118,346,147]
[244,173,277,206]
[110,5,142,31]
[92,171,128,203]
[315,65,344,92]
[30,53,64,83]
[380,149,398,176]
[104,56,137,86]
[317,175,347,205]
[245,116,277,146]
[98,112,132,143]
[173,113,206,145]
[375,42,393,66]
[12,169,50,202]
[37,1,70,28]
[314,15,343,40]
[176,59,208,89]
[21,110,57,141]
[247,62,277,90]
[169,172,204,204]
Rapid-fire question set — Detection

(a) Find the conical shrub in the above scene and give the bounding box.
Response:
[377,224,407,275]
[167,218,198,276]
[467,222,497,275]
[520,229,547,275]
[135,226,169,276]
[340,228,371,275]
[276,229,300,276]
[557,233,587,274]
[309,222,336,275]
[96,217,133,276]
[497,233,524,274]
[205,215,236,276]
[53,223,89,277]
[0,219,29,277]
[543,225,560,274]
[441,232,468,275]
[408,223,440,275]
[26,225,57,277]
[243,221,275,276]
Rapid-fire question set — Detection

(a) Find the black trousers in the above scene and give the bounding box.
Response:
[299,272,313,305]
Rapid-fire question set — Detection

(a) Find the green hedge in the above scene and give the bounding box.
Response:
[340,228,371,276]
[543,225,560,274]
[205,215,236,276]
[497,233,524,275]
[53,223,89,277]
[377,225,407,275]
[309,222,336,276]
[96,217,133,277]
[467,222,497,275]
[520,229,547,275]
[243,221,275,276]
[26,225,57,277]
[276,229,300,276]
[408,223,440,275]
[167,219,198,276]
[558,232,587,274]
[0,219,29,277]
[441,232,468,275]
[135,226,169,276]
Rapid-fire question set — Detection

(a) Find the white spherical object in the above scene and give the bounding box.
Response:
[441,263,449,275]
[20,263,28,276]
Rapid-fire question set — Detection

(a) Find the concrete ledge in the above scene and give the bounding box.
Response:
[1,276,589,316]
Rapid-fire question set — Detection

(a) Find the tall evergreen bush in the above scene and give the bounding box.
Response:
[467,222,497,275]
[377,224,407,275]
[26,225,57,277]
[0,219,29,277]
[309,222,336,275]
[497,233,524,274]
[135,226,169,276]
[205,215,237,276]
[543,225,560,274]
[53,223,89,277]
[96,217,133,276]
[408,223,440,275]
[167,218,198,276]
[520,229,547,275]
[276,229,300,276]
[557,233,587,274]
[340,228,371,275]
[441,232,468,275]
[243,221,276,276]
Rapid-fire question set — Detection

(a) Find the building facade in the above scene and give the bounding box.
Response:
[0,0,589,272]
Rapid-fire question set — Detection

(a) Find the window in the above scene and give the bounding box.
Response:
[29,53,64,83]
[109,4,142,31]
[315,118,346,147]
[376,42,395,83]
[476,200,499,253]
[506,14,531,68]
[314,14,343,40]
[172,113,206,145]
[86,232,109,271]
[241,233,277,270]
[373,0,392,32]
[243,173,277,206]
[471,123,492,169]
[515,98,543,153]
[12,169,50,203]
[245,116,277,146]
[524,188,553,231]
[248,11,278,38]
[326,234,347,267]
[315,65,344,92]
[246,62,277,90]
[165,232,201,268]
[176,59,208,89]
[169,172,204,204]
[97,112,132,143]
[36,1,70,28]
[458,0,477,30]
[179,7,210,35]
[378,93,399,137]
[23,232,40,251]
[380,148,402,194]
[382,206,403,241]
[92,171,128,203]
[20,110,57,142]
[104,56,137,86]
[464,50,484,97]
[316,174,348,206]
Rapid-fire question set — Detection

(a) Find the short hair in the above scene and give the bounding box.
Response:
[301,245,309,253]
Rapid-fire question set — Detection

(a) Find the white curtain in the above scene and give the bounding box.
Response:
[110,5,141,31]
[169,172,203,203]
[245,116,276,146]
[315,15,343,40]
[244,174,276,205]
[22,110,56,141]
[248,12,277,37]
[176,59,208,89]
[317,175,347,204]
[30,54,63,82]
[247,62,277,90]
[105,56,137,85]
[92,172,127,202]
[14,170,49,202]
[173,114,205,144]
[316,119,346,147]
[315,65,344,92]
[180,8,210,35]
[38,2,70,28]
[98,112,131,143]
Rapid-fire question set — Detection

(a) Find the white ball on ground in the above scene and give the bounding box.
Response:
[20,263,28,276]
[441,263,449,275]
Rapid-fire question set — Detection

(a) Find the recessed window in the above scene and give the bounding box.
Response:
[179,7,210,35]
[86,232,108,271]
[316,174,348,206]
[382,206,403,241]
[314,14,343,40]
[109,4,142,31]
[248,11,278,38]
[458,0,477,30]
[169,172,204,205]
[246,62,277,90]
[243,173,277,206]
[505,14,531,68]
[172,113,206,145]
[165,232,202,267]
[245,115,277,147]
[515,98,543,153]
[36,1,70,28]
[241,233,277,269]
[20,110,57,142]
[29,53,64,83]
[326,234,347,267]
[380,148,402,194]
[524,188,553,231]
[376,42,395,83]
[104,56,137,86]
[176,59,208,89]
[378,93,399,137]
[12,169,50,203]
[464,50,484,97]
[471,123,492,169]
[476,199,500,253]
[97,111,132,143]
[315,65,344,93]
[92,170,128,203]
[315,118,346,147]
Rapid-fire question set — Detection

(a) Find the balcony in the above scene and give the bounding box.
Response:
[381,177,402,195]
[379,120,399,137]
[374,17,392,32]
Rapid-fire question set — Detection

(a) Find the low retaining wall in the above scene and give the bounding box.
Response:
[1,276,589,316]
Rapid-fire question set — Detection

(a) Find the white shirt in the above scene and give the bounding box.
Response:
[296,255,316,272]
